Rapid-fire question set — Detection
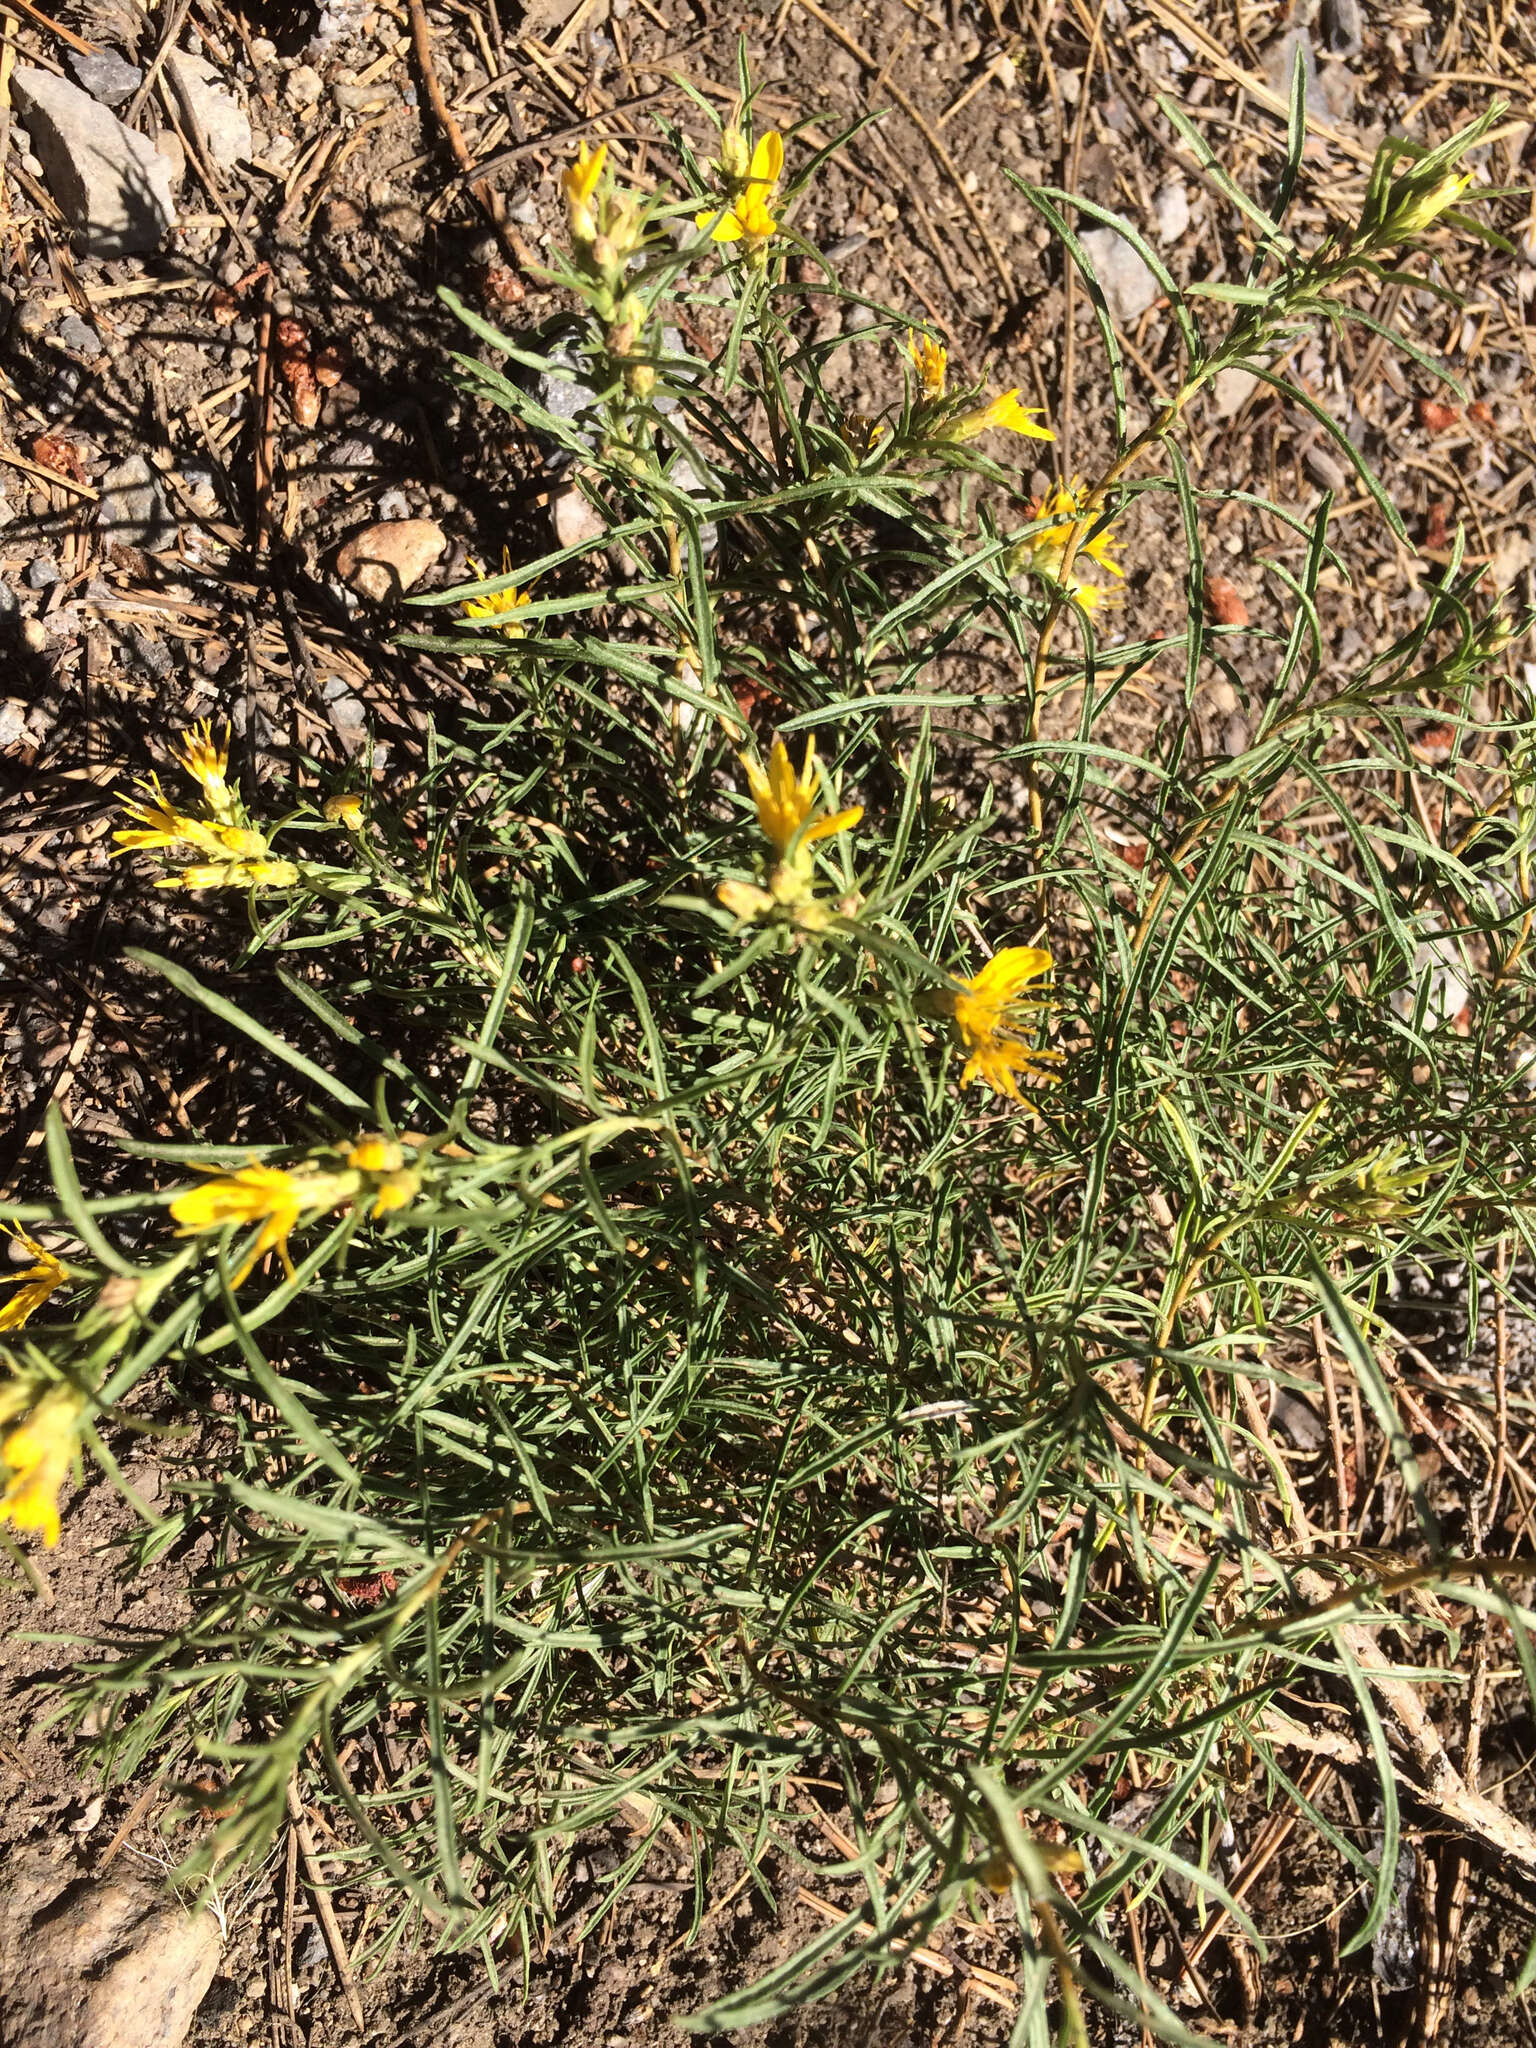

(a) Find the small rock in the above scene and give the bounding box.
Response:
[1262,24,1319,100]
[66,47,143,108]
[335,516,446,601]
[0,701,26,747]
[1154,179,1189,245]
[323,194,363,235]
[285,63,324,109]
[11,66,177,256]
[164,49,252,171]
[98,453,178,553]
[154,131,186,187]
[376,488,411,521]
[1079,226,1159,325]
[1212,366,1258,418]
[322,673,369,752]
[508,193,539,225]
[1303,439,1348,493]
[842,302,877,333]
[1321,0,1363,57]
[56,313,103,358]
[0,1846,222,2048]
[25,556,60,589]
[550,481,606,551]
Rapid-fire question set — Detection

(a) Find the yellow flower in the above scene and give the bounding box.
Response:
[696,129,783,246]
[910,332,948,402]
[948,946,1060,1101]
[462,549,533,635]
[1021,480,1124,585]
[0,1383,87,1547]
[0,1228,67,1332]
[170,721,236,824]
[743,738,862,865]
[347,1135,404,1175]
[324,792,365,830]
[369,1170,421,1218]
[163,858,299,892]
[170,1163,353,1288]
[114,780,268,866]
[943,388,1055,444]
[562,140,607,242]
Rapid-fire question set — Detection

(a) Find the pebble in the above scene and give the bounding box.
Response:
[56,313,103,357]
[0,701,26,747]
[1154,179,1190,245]
[508,193,539,225]
[285,63,324,109]
[335,516,446,601]
[98,452,178,553]
[376,488,411,521]
[1078,225,1160,325]
[66,46,142,107]
[1212,366,1258,418]
[550,480,606,551]
[25,557,60,588]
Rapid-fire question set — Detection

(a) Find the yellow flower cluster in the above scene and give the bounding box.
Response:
[907,334,1055,446]
[1016,480,1124,616]
[169,1134,422,1289]
[696,126,784,256]
[0,1379,86,1547]
[114,724,299,893]
[719,744,1060,1101]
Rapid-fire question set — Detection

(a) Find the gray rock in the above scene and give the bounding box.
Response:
[284,63,323,110]
[1263,24,1319,101]
[98,453,178,553]
[322,673,369,752]
[1213,366,1258,418]
[1154,179,1190,245]
[25,557,60,588]
[0,701,26,747]
[56,313,103,357]
[1321,0,1363,57]
[66,47,143,108]
[163,48,252,170]
[1079,226,1160,325]
[0,1845,221,2048]
[11,66,176,256]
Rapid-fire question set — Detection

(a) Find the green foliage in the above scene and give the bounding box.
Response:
[6,85,1535,2037]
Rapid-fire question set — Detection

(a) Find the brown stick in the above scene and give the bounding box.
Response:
[285,1779,366,2036]
[406,0,536,273]
[0,0,97,58]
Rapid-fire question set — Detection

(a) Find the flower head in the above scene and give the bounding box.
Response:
[1013,479,1123,613]
[462,549,533,636]
[324,792,365,830]
[943,388,1055,444]
[0,1382,87,1547]
[0,1228,67,1332]
[743,738,862,865]
[696,129,783,248]
[170,721,236,824]
[170,1162,353,1288]
[910,333,948,402]
[563,141,607,242]
[947,946,1060,1101]
[347,1135,404,1176]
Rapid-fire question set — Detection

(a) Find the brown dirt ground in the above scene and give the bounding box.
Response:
[6,0,1536,2041]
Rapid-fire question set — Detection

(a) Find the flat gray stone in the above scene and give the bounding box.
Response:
[98,453,178,553]
[66,47,143,108]
[12,67,175,256]
[163,48,251,171]
[1079,226,1160,326]
[1213,366,1259,418]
